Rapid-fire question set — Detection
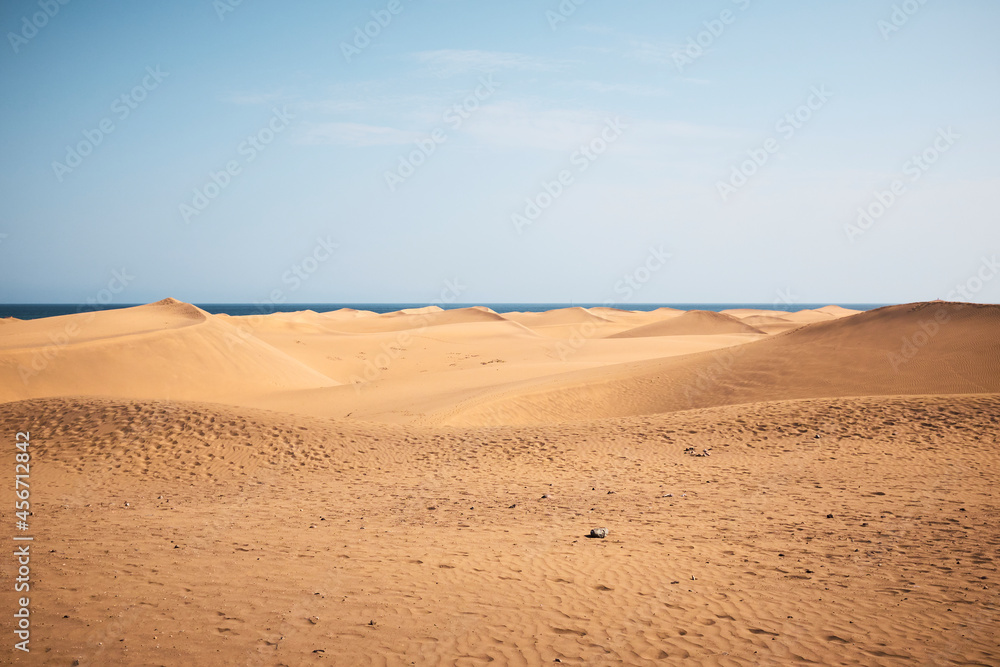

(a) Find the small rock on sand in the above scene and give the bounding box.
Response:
[589,527,608,539]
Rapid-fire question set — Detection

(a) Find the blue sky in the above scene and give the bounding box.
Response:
[1,0,998,305]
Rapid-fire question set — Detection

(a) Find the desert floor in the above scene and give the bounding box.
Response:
[1,300,998,665]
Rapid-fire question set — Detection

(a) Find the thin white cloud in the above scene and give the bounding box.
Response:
[297,122,423,147]
[220,91,287,106]
[303,92,448,122]
[304,99,374,113]
[622,38,717,75]
[412,49,563,78]
[569,80,670,97]
[627,40,685,66]
[459,101,625,151]
[298,100,743,153]
[636,120,744,141]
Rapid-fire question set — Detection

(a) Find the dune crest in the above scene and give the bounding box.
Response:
[439,302,1000,425]
[503,306,612,328]
[608,309,766,337]
[0,300,337,403]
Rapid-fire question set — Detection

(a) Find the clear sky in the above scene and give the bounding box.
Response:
[1,0,998,306]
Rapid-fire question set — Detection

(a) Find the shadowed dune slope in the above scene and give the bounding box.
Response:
[0,298,337,403]
[437,302,1000,425]
[741,315,792,327]
[739,314,805,335]
[608,310,766,337]
[816,304,863,317]
[721,308,794,319]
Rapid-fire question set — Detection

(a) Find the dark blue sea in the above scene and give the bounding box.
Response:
[0,303,891,320]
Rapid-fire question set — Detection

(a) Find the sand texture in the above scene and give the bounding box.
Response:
[1,300,998,665]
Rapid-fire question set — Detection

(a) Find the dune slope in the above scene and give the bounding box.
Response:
[439,302,1000,425]
[608,310,766,337]
[0,298,337,403]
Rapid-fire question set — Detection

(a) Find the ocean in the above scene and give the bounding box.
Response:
[0,303,891,320]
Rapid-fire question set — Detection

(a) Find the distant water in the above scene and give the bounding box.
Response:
[0,303,891,320]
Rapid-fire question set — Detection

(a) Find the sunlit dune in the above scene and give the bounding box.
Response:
[608,309,767,337]
[2,299,997,665]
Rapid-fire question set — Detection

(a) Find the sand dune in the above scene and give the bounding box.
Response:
[217,310,348,336]
[0,298,336,404]
[721,306,859,321]
[440,302,1000,425]
[739,314,804,335]
[0,297,207,349]
[609,309,766,337]
[4,392,997,665]
[3,299,998,665]
[392,305,444,316]
[779,308,840,323]
[588,305,684,324]
[244,324,757,423]
[502,306,611,328]
[815,304,862,317]
[308,306,510,334]
[323,307,379,319]
[740,314,792,326]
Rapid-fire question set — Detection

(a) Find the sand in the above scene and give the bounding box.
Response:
[1,300,998,665]
[607,310,766,337]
